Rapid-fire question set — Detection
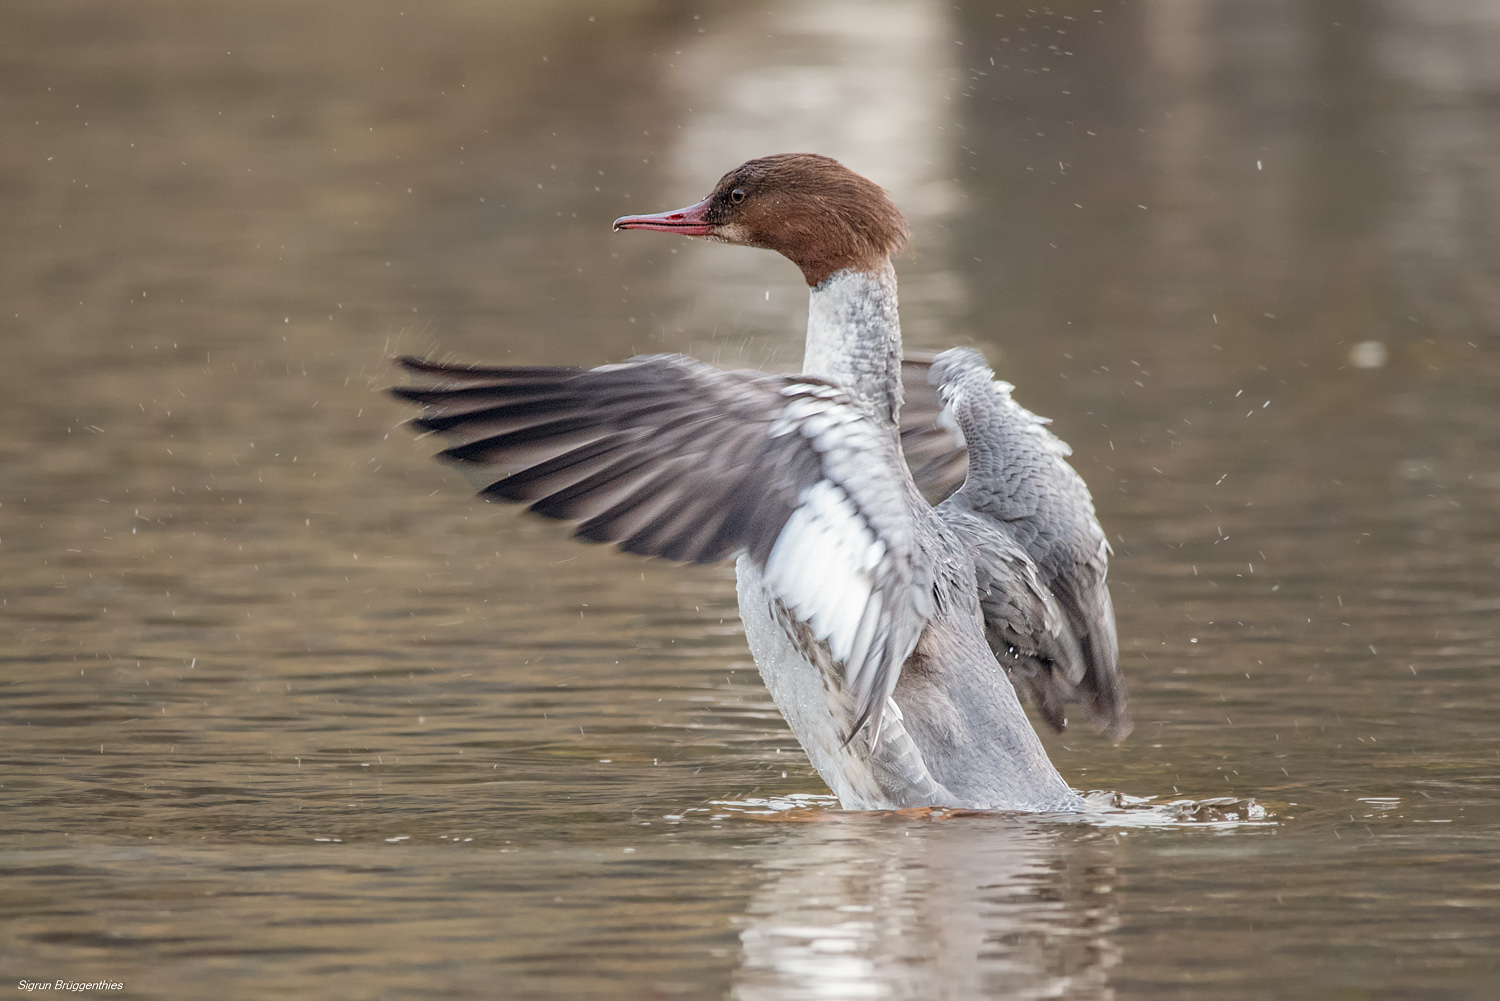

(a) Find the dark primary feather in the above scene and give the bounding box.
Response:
[927,347,1131,739]
[395,354,813,563]
[391,353,937,747]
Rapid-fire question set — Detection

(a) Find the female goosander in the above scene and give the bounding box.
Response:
[393,154,1128,811]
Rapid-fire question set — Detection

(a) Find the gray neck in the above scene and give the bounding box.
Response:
[802,263,903,425]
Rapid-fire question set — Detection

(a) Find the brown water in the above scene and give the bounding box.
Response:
[3,1,1498,998]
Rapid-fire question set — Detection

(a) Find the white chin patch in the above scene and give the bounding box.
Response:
[714,221,750,245]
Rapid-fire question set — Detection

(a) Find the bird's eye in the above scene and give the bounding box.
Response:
[730,188,746,204]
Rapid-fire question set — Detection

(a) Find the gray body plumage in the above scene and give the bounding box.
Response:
[392,269,1122,813]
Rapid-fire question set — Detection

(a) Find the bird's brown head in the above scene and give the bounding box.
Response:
[613,153,909,287]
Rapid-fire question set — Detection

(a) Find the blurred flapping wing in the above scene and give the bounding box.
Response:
[899,353,969,502]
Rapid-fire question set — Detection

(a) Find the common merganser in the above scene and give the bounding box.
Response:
[393,154,1128,811]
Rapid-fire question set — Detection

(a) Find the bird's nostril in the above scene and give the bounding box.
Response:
[669,214,683,220]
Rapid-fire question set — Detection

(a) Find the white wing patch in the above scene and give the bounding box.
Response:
[769,386,862,441]
[763,479,884,667]
[760,381,927,745]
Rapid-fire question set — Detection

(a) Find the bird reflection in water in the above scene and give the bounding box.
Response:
[729,814,1121,1000]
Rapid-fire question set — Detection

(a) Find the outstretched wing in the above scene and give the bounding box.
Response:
[392,354,936,745]
[928,348,1130,739]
